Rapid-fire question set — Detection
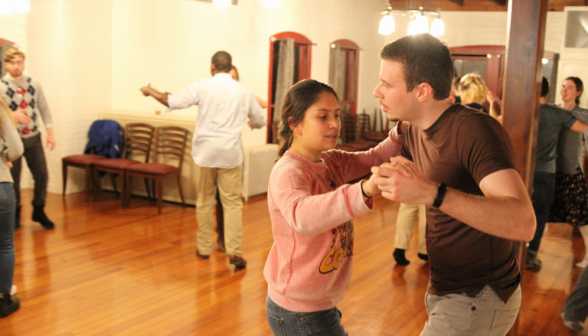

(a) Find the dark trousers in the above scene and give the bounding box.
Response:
[10,133,48,208]
[528,171,556,252]
[563,266,588,322]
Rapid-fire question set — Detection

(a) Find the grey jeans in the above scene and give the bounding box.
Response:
[10,133,48,207]
[421,285,521,336]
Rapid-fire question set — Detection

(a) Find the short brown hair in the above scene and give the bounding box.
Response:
[211,51,232,73]
[379,34,453,100]
[3,48,25,63]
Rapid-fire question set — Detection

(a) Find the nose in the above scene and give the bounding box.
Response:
[373,83,382,98]
[330,116,340,129]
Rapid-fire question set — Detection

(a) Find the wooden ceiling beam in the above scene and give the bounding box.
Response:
[488,0,507,6]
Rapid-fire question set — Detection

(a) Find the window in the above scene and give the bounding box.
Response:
[267,32,312,143]
[329,39,359,117]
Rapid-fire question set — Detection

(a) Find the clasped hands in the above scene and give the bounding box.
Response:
[362,156,436,205]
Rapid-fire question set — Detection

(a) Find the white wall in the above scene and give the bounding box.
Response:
[0,3,570,195]
[111,0,388,147]
[0,0,112,194]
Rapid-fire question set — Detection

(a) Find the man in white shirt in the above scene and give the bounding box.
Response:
[140,51,266,269]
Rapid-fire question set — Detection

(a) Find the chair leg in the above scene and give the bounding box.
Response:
[62,161,67,196]
[157,177,164,215]
[177,174,185,207]
[121,171,127,208]
[123,174,133,208]
[85,166,93,202]
[93,168,102,202]
[111,173,119,198]
[144,178,151,202]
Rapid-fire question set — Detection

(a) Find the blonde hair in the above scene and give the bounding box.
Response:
[0,100,17,131]
[458,73,488,105]
[3,48,25,63]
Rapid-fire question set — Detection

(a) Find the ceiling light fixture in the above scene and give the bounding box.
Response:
[379,1,444,37]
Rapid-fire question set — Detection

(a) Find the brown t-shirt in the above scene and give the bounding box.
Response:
[402,104,520,303]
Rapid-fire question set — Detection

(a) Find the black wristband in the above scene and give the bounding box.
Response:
[361,181,372,199]
[433,183,447,208]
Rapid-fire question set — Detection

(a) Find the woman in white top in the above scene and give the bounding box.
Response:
[0,99,23,318]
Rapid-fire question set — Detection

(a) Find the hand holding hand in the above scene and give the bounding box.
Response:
[371,156,436,205]
[13,109,31,124]
[361,174,381,199]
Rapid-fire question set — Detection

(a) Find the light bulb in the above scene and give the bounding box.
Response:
[430,18,445,36]
[378,15,395,35]
[415,14,429,34]
[407,19,418,35]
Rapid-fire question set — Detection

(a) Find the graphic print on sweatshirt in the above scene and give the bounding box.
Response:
[319,221,354,274]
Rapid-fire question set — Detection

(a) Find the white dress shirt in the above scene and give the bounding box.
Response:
[167,73,266,168]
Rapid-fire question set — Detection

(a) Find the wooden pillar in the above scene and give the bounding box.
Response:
[502,0,548,335]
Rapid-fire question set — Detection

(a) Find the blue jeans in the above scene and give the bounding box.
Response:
[528,171,556,252]
[0,182,15,294]
[265,295,348,336]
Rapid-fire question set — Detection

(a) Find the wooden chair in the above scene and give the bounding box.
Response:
[93,123,155,205]
[124,126,190,214]
[61,153,104,202]
[61,119,123,202]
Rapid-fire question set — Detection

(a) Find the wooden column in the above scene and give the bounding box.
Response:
[502,0,548,335]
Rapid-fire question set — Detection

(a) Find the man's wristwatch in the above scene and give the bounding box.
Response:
[433,183,447,208]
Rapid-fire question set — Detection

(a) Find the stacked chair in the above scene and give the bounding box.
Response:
[61,120,123,202]
[93,123,155,206]
[124,126,190,214]
[63,121,190,215]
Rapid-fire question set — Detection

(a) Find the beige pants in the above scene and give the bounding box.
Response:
[195,164,243,256]
[394,203,427,255]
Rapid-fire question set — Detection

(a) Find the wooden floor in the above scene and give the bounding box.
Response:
[0,189,586,335]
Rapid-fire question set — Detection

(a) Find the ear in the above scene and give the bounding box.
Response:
[415,83,434,103]
[288,117,301,135]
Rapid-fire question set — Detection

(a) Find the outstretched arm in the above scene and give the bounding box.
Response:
[140,84,169,107]
[372,157,536,241]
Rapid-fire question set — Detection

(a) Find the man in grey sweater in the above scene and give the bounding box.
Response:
[0,48,55,229]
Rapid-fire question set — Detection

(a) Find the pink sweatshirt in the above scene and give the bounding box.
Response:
[263,127,404,312]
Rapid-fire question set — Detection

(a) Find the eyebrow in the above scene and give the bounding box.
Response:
[317,108,341,112]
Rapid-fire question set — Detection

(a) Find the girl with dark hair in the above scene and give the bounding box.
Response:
[263,79,408,335]
[548,77,588,268]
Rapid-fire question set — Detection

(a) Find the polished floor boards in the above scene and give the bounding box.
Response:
[0,189,586,335]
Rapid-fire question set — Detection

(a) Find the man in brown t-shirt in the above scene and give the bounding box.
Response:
[372,34,536,336]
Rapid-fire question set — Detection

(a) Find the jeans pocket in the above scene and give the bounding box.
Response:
[266,312,287,336]
[487,307,520,336]
[299,308,345,335]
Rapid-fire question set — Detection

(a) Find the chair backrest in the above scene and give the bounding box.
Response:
[122,123,155,162]
[152,126,190,172]
[357,110,371,138]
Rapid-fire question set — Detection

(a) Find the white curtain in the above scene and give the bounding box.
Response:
[273,38,295,123]
[329,44,346,101]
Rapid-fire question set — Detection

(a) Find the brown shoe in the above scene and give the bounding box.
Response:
[195,250,209,260]
[228,255,247,269]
